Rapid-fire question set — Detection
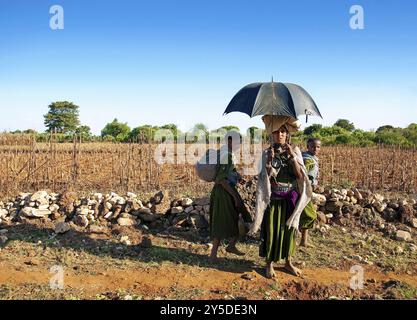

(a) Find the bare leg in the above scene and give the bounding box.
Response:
[226,237,245,256]
[209,238,221,263]
[265,260,276,279]
[300,229,314,247]
[284,257,302,277]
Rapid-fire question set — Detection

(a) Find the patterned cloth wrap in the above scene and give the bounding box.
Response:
[270,181,299,211]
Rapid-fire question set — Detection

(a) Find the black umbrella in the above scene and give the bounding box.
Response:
[224,80,322,122]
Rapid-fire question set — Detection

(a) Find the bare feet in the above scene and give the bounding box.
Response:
[285,261,302,277]
[226,245,245,256]
[265,263,276,279]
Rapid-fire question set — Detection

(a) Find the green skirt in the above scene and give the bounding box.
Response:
[209,184,239,239]
[260,199,296,262]
[299,201,317,230]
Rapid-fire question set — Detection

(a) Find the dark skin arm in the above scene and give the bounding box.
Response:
[282,144,303,180]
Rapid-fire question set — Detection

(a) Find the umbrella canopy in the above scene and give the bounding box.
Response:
[224,81,322,121]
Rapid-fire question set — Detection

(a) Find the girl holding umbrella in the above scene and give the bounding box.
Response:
[250,116,312,278]
[224,80,321,278]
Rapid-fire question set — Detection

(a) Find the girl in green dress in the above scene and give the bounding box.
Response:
[249,116,312,279]
[260,126,304,278]
[209,135,250,263]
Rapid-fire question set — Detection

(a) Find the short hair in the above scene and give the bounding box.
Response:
[307,137,321,146]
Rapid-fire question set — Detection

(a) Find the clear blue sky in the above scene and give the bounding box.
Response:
[0,0,416,134]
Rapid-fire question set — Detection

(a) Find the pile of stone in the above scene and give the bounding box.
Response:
[167,196,210,230]
[235,178,417,242]
[0,178,416,242]
[0,190,211,235]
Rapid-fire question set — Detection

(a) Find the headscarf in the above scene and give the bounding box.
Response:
[262,115,301,135]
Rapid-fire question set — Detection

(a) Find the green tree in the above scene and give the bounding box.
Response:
[219,125,240,132]
[376,125,394,134]
[334,119,355,132]
[129,125,159,142]
[44,101,80,134]
[160,124,181,141]
[303,123,322,136]
[375,128,408,146]
[75,125,93,141]
[189,123,209,143]
[101,119,131,142]
[403,123,417,145]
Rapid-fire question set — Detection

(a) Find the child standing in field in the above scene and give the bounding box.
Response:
[299,138,321,247]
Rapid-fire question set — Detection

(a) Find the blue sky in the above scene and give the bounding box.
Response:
[0,0,416,134]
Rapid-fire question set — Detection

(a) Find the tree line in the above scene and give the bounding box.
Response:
[6,101,417,147]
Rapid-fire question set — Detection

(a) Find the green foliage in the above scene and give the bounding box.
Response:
[303,123,322,136]
[44,101,80,134]
[101,119,131,142]
[374,127,409,146]
[75,125,92,141]
[334,119,355,132]
[129,125,159,142]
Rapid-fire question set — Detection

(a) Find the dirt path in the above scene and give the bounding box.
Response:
[1,262,415,299]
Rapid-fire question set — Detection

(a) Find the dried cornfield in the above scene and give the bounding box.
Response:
[0,134,415,198]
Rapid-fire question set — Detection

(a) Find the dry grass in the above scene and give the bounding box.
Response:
[0,134,416,198]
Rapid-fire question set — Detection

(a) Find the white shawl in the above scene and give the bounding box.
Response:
[249,146,312,234]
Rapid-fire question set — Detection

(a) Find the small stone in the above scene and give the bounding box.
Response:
[30,191,48,202]
[312,193,326,207]
[21,207,51,218]
[411,218,417,228]
[74,215,89,228]
[89,225,106,234]
[0,209,8,219]
[54,221,70,234]
[120,236,131,245]
[126,192,137,198]
[49,204,60,213]
[0,235,8,244]
[104,211,113,219]
[181,198,193,207]
[117,217,136,226]
[325,201,343,213]
[138,207,151,214]
[373,201,387,213]
[396,230,411,242]
[137,213,157,223]
[0,229,8,235]
[325,213,333,219]
[184,206,194,214]
[171,206,184,214]
[241,273,255,281]
[373,193,384,203]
